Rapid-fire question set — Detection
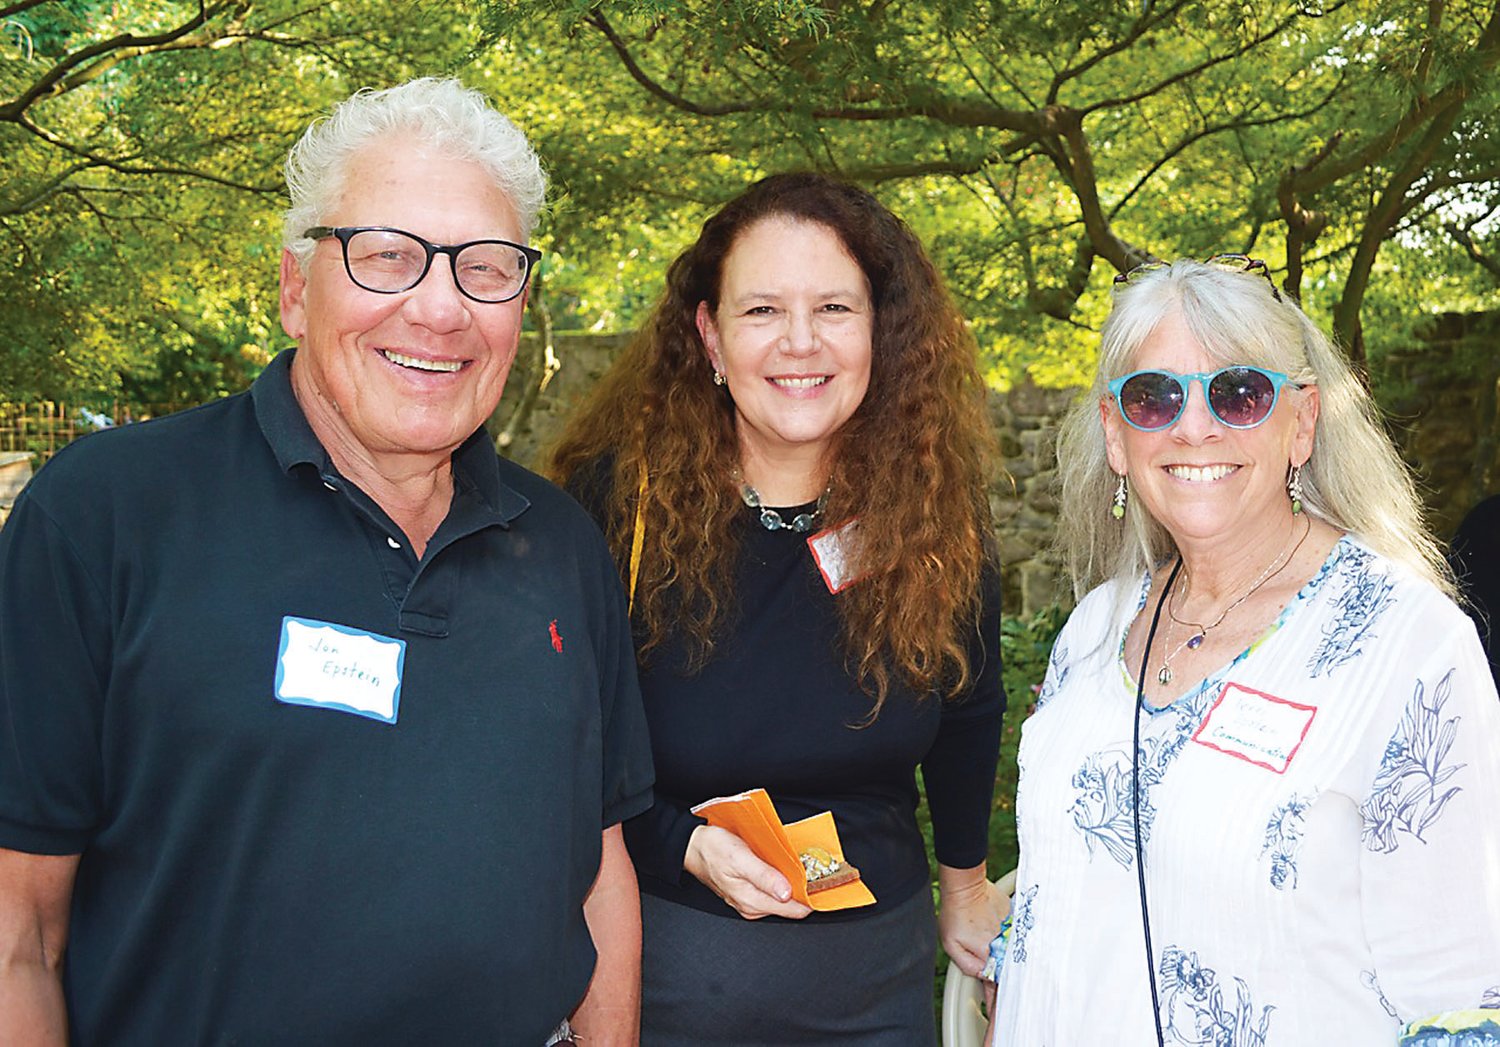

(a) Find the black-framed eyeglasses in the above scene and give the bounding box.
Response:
[1112,253,1283,302]
[1107,366,1300,432]
[303,226,541,304]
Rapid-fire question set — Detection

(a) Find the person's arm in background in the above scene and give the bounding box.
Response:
[0,849,78,1046]
[572,826,641,1046]
[926,555,1008,975]
[936,860,1008,977]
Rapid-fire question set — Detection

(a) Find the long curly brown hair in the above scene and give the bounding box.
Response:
[548,172,998,715]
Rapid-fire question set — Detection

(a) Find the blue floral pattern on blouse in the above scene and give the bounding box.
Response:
[1009,884,1037,964]
[1307,544,1397,679]
[1070,687,1215,868]
[1360,668,1465,853]
[1160,946,1274,1045]
[1034,638,1069,711]
[1362,970,1399,1017]
[1262,792,1315,890]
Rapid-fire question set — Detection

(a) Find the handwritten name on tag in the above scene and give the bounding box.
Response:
[275,616,405,724]
[1192,682,1316,774]
[808,519,865,594]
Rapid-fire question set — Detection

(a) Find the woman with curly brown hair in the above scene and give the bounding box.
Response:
[549,172,1007,1045]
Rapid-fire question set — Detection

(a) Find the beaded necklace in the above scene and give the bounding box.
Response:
[735,476,829,533]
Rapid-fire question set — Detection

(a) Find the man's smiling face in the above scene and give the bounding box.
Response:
[280,133,527,468]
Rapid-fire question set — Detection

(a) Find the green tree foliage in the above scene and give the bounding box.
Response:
[476,0,1500,380]
[0,0,478,405]
[6,3,1500,407]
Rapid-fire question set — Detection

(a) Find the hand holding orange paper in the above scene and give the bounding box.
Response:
[690,788,876,912]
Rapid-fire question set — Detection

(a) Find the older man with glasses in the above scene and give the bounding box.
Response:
[0,79,653,1047]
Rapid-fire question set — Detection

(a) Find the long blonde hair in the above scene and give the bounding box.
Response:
[1057,260,1453,597]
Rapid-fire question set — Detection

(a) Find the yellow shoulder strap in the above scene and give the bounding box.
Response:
[628,465,647,613]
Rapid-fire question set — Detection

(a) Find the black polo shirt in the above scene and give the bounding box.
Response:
[0,350,653,1045]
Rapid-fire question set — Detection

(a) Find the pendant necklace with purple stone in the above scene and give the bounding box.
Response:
[1155,515,1311,686]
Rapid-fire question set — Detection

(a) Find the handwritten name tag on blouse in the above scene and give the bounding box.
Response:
[274,616,406,724]
[808,519,866,594]
[1191,682,1317,774]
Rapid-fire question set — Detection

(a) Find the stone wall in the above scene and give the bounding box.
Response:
[988,379,1076,615]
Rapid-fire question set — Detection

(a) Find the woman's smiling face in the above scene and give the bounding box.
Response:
[1102,310,1319,551]
[695,216,874,473]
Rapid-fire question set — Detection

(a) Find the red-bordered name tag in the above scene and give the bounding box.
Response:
[808,519,865,594]
[1191,682,1317,774]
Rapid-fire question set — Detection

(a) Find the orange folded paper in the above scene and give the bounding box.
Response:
[690,788,876,912]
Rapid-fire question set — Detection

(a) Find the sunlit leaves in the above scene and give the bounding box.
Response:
[0,0,481,404]
[474,0,1500,384]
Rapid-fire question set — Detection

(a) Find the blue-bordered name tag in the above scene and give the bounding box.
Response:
[274,615,405,724]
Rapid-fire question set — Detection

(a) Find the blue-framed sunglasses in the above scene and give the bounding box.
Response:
[1108,366,1299,432]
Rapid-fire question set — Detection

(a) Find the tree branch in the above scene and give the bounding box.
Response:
[1041,106,1147,273]
[1334,93,1469,360]
[585,7,775,116]
[1076,2,1342,119]
[1415,0,1444,93]
[1110,87,1342,222]
[15,115,280,195]
[0,159,100,217]
[0,0,55,20]
[1287,2,1500,196]
[1046,0,1196,104]
[834,155,997,182]
[1445,219,1500,284]
[0,2,244,122]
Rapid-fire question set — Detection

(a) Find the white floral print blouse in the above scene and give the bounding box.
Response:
[989,537,1500,1046]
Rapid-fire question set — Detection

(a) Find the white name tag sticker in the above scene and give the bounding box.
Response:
[808,519,866,594]
[274,616,405,724]
[1192,682,1316,774]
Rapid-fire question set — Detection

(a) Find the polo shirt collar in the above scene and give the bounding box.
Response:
[251,348,530,528]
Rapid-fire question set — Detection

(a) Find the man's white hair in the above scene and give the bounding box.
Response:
[281,78,547,265]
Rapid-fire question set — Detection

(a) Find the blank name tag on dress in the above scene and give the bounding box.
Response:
[1192,682,1316,774]
[808,519,865,594]
[274,616,406,724]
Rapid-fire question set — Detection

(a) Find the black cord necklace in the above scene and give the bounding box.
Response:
[1132,557,1182,1047]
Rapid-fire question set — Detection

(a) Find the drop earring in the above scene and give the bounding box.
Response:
[1287,464,1304,515]
[1112,473,1128,520]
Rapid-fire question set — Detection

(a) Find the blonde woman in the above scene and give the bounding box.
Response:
[986,258,1500,1045]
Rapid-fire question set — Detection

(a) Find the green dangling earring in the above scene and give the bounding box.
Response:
[1288,463,1305,515]
[1112,473,1127,520]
